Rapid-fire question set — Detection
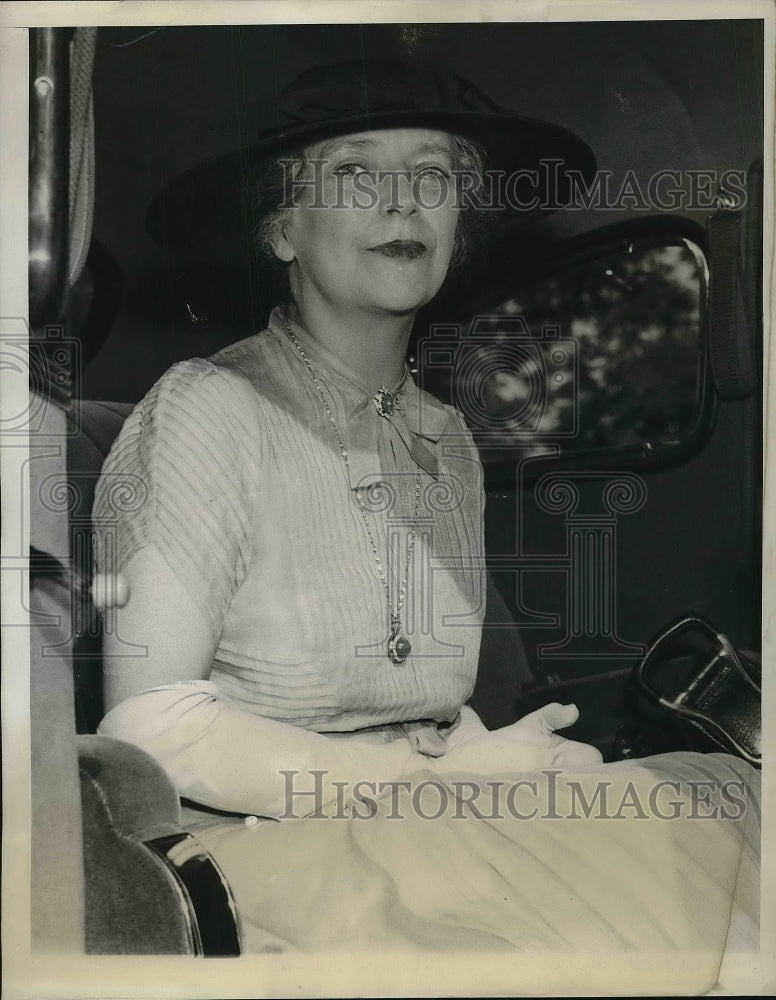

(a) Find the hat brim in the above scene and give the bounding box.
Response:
[146,108,596,255]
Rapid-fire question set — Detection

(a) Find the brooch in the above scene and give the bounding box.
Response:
[373,386,399,419]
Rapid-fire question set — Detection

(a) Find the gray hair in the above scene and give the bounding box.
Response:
[254,133,487,272]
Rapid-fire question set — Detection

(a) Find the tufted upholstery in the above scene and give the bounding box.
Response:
[78,735,196,954]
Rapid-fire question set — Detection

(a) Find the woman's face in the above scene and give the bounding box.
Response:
[272,128,460,316]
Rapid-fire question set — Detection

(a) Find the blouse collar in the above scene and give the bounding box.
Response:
[268,306,456,488]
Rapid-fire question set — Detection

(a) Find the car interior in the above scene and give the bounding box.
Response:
[25,19,763,958]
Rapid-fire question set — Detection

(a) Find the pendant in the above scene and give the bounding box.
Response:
[388,631,412,664]
[373,386,396,419]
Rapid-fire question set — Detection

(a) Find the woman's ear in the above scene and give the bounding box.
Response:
[271,214,296,264]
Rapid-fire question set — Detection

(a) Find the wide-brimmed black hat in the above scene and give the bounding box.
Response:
[147,59,596,255]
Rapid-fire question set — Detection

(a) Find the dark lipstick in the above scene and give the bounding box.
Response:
[369,240,427,260]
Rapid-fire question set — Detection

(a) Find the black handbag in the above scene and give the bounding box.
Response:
[632,614,761,767]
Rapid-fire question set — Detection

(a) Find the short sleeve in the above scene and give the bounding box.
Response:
[93,359,259,641]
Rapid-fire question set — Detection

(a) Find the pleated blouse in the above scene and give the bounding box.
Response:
[94,306,486,733]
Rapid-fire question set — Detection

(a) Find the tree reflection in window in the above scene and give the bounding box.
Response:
[427,240,705,462]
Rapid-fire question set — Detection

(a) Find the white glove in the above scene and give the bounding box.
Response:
[434,702,603,775]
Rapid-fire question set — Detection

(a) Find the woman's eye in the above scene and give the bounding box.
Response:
[416,164,452,180]
[333,163,369,177]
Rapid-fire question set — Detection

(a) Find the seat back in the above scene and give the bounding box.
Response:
[66,400,133,731]
[30,395,86,951]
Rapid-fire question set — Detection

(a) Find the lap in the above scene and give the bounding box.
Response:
[185,751,760,981]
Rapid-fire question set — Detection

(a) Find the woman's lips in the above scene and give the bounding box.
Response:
[369,240,427,260]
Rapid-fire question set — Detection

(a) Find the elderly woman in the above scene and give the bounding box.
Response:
[95,61,758,974]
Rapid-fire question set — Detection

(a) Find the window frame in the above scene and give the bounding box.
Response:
[418,216,716,491]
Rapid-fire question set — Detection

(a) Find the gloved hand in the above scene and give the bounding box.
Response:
[434,702,603,775]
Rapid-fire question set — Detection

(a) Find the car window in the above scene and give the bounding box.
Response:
[416,233,708,470]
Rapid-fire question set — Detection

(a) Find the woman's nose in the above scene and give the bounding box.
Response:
[379,170,418,216]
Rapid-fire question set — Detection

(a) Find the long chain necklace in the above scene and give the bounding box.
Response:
[284,317,419,664]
